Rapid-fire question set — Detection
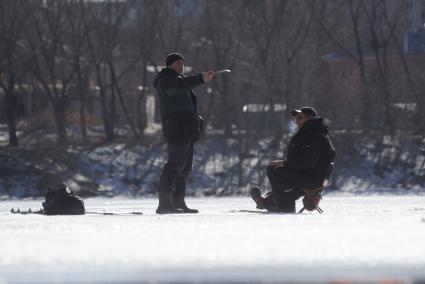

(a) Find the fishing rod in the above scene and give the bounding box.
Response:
[10,208,143,216]
[214,69,231,76]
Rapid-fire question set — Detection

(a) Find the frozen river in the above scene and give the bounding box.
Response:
[1,195,425,283]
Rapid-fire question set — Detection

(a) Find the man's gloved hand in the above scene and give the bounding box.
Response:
[202,71,215,82]
[301,187,323,212]
[269,160,284,169]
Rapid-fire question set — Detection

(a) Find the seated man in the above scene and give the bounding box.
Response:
[251,106,336,213]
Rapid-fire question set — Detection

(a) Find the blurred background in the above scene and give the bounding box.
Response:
[0,0,424,198]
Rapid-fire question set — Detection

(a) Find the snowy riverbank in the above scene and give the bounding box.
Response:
[1,134,424,198]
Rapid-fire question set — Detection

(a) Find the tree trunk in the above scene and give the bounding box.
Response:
[76,67,88,142]
[53,97,68,145]
[2,72,19,146]
[137,90,147,134]
[221,76,233,137]
[99,89,114,142]
[5,89,18,147]
[109,86,116,142]
[154,90,161,124]
[137,60,148,134]
[108,61,139,138]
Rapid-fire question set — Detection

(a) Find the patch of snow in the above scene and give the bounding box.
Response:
[0,134,7,144]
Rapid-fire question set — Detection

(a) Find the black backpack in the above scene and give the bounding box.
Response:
[42,184,85,215]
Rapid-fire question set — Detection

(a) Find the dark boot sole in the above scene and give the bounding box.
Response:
[156,208,184,214]
[178,208,199,214]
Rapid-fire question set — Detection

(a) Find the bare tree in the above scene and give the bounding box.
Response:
[384,1,425,134]
[200,0,242,137]
[243,0,287,136]
[133,0,164,134]
[25,1,76,144]
[66,0,91,142]
[277,1,313,128]
[83,1,140,142]
[365,0,404,131]
[311,0,374,130]
[0,0,29,146]
[362,0,409,172]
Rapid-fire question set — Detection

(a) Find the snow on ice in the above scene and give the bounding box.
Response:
[1,195,425,283]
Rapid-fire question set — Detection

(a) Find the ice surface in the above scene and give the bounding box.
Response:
[1,195,425,283]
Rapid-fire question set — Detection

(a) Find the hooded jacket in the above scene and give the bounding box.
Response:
[284,117,336,186]
[153,68,205,142]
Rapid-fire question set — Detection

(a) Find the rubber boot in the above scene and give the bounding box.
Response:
[250,186,265,209]
[156,192,183,214]
[173,195,199,213]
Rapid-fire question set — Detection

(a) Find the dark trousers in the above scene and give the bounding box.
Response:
[263,165,305,213]
[158,140,194,197]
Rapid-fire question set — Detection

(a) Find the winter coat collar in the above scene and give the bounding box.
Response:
[153,68,179,88]
[297,117,330,135]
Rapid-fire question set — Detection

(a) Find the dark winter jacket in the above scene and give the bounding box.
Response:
[284,117,336,187]
[153,68,205,143]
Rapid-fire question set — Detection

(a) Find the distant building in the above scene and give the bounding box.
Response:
[407,0,425,32]
[405,0,425,53]
[323,0,425,131]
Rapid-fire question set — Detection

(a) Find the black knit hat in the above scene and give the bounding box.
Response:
[291,106,318,117]
[166,53,185,66]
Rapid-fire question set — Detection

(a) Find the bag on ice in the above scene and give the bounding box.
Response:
[42,184,85,215]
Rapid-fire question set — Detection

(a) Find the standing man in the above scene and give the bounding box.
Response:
[153,53,214,214]
[250,107,336,213]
